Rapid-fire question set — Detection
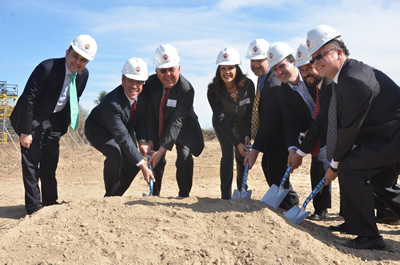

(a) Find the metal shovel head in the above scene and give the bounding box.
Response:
[231,189,252,199]
[284,206,311,225]
[261,184,289,209]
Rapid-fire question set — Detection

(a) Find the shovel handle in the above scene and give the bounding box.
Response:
[146,154,154,195]
[279,165,292,187]
[241,163,250,190]
[301,176,326,209]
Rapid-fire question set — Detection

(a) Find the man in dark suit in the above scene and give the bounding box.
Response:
[307,24,400,249]
[85,57,155,196]
[146,44,204,198]
[244,39,299,210]
[10,35,97,214]
[289,43,333,220]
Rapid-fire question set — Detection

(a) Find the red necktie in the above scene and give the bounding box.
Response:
[130,100,137,121]
[311,86,321,157]
[158,88,170,138]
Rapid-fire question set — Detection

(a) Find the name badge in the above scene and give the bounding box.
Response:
[166,99,177,107]
[239,97,250,107]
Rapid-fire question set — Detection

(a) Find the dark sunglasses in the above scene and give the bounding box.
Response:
[158,67,177,74]
[310,48,336,64]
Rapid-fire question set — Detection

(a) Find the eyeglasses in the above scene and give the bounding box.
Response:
[158,67,177,74]
[310,48,336,64]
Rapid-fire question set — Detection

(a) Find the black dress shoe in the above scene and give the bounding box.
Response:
[308,209,328,221]
[329,222,346,233]
[335,236,387,250]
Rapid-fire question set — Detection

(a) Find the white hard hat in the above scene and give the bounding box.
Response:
[121,57,148,81]
[246,39,270,60]
[216,47,241,65]
[295,42,310,67]
[267,42,294,69]
[70,34,97,61]
[153,44,180,68]
[306,25,341,56]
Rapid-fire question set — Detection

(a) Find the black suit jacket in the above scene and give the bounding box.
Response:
[85,85,147,165]
[252,71,286,152]
[10,57,88,135]
[334,58,400,169]
[298,78,333,153]
[145,74,204,157]
[207,78,254,146]
[276,80,315,149]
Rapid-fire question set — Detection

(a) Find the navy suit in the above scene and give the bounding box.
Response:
[333,59,400,237]
[85,85,147,196]
[145,74,204,197]
[10,57,89,214]
[252,71,299,209]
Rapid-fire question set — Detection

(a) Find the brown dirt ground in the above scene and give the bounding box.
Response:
[0,139,399,265]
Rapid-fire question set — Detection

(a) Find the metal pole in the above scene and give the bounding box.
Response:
[61,136,72,151]
[68,131,81,149]
[4,126,20,155]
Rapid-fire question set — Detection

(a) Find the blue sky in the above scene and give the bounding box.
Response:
[1,0,399,128]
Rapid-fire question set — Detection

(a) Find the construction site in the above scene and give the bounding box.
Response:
[0,81,19,148]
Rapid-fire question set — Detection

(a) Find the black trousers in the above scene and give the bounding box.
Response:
[310,146,331,210]
[92,139,140,197]
[214,121,246,200]
[261,147,299,210]
[152,142,193,198]
[21,121,62,214]
[339,157,400,237]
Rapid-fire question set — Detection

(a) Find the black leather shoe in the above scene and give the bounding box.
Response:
[308,209,328,220]
[335,236,387,250]
[329,222,346,233]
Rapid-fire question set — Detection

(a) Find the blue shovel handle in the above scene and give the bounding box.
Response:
[279,165,292,187]
[241,163,250,190]
[300,176,326,210]
[146,154,154,195]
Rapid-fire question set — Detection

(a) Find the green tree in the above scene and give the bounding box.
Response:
[94,91,108,105]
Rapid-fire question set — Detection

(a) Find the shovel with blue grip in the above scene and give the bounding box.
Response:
[284,176,326,225]
[261,165,292,209]
[142,154,154,197]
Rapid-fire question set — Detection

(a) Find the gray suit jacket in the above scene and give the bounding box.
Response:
[334,58,400,169]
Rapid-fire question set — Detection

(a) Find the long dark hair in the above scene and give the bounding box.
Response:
[209,65,247,100]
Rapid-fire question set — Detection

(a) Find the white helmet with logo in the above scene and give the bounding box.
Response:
[246,39,270,60]
[267,42,294,69]
[70,34,97,61]
[121,57,148,81]
[295,42,310,67]
[306,25,341,56]
[216,47,241,65]
[153,44,180,68]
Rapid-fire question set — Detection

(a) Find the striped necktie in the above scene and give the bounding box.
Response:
[326,85,337,161]
[251,82,261,140]
[310,85,321,157]
[69,74,79,131]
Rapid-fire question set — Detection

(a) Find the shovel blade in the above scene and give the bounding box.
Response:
[231,189,252,199]
[261,184,289,209]
[284,206,311,225]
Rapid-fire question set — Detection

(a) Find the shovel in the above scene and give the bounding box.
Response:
[261,165,292,209]
[231,163,252,199]
[142,154,154,197]
[284,176,326,225]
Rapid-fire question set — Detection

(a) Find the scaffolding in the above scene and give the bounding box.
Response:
[0,81,18,144]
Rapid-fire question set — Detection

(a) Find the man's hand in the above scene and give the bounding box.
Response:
[287,148,297,166]
[244,149,259,169]
[244,136,251,147]
[139,163,155,184]
[236,142,249,157]
[138,141,150,156]
[20,134,33,149]
[290,153,303,172]
[325,167,338,186]
[148,146,167,169]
